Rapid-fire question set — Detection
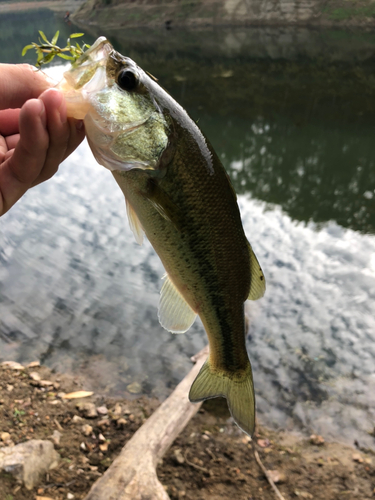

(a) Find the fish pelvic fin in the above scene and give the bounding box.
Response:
[126,198,144,245]
[189,358,255,437]
[158,274,197,333]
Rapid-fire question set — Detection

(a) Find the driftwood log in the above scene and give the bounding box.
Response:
[84,346,209,500]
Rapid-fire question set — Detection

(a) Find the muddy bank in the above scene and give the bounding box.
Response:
[0,361,374,499]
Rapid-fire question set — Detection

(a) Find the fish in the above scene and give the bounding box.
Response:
[58,37,266,436]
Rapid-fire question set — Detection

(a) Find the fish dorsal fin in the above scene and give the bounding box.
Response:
[158,275,197,334]
[126,199,144,245]
[247,242,266,300]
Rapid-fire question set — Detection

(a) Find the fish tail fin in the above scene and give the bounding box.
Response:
[189,358,255,437]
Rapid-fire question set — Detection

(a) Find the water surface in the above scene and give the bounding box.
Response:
[0,15,375,449]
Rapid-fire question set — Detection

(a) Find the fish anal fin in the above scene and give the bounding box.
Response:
[247,242,266,300]
[126,198,144,245]
[189,359,255,437]
[158,275,197,333]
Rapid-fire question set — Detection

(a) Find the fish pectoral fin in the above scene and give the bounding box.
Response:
[158,274,197,334]
[189,359,255,437]
[146,180,181,231]
[126,198,144,245]
[247,242,266,300]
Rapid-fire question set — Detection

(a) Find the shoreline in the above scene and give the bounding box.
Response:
[0,1,85,14]
[1,0,375,28]
[0,360,374,500]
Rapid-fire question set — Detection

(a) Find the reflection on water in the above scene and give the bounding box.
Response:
[1,19,375,449]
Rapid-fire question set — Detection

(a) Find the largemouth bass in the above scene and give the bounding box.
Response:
[58,37,266,436]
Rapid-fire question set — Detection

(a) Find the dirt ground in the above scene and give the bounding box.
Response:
[0,362,374,500]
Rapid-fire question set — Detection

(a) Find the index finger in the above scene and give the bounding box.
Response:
[0,63,54,110]
[0,109,21,136]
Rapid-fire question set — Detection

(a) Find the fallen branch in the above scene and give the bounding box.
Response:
[84,346,209,500]
[254,449,286,500]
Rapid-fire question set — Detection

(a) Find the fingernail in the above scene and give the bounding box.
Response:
[38,99,47,128]
[52,89,67,124]
[58,97,67,125]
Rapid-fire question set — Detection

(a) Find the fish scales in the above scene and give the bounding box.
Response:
[59,37,266,436]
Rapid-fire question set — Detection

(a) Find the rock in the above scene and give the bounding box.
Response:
[99,441,109,452]
[352,453,364,463]
[67,493,75,499]
[174,448,185,464]
[1,432,11,443]
[97,418,110,428]
[112,403,122,416]
[257,438,271,448]
[71,415,83,424]
[0,439,59,489]
[82,424,93,436]
[116,418,127,429]
[50,430,62,445]
[310,434,325,446]
[29,371,41,382]
[76,402,98,419]
[126,382,142,394]
[1,361,25,370]
[267,469,286,483]
[98,433,106,442]
[26,361,40,368]
[295,491,313,499]
[97,405,108,415]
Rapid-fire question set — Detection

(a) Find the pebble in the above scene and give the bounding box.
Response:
[126,382,142,394]
[174,448,185,464]
[50,430,62,445]
[96,405,108,415]
[1,432,11,443]
[310,434,325,446]
[29,372,41,382]
[113,403,122,415]
[97,419,110,428]
[71,415,83,424]
[82,424,93,437]
[76,402,98,419]
[116,418,127,429]
[26,361,40,368]
[67,493,75,499]
[352,453,364,463]
[1,361,24,370]
[99,441,109,452]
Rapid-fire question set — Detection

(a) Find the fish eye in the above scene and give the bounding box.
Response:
[117,70,138,91]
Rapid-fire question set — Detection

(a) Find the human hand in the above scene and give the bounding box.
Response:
[0,63,85,216]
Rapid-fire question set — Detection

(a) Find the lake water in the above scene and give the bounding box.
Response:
[1,9,375,449]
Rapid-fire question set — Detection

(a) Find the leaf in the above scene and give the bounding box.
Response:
[43,52,55,64]
[21,44,34,57]
[51,30,59,46]
[38,30,48,43]
[70,33,84,38]
[62,391,94,399]
[56,53,75,61]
